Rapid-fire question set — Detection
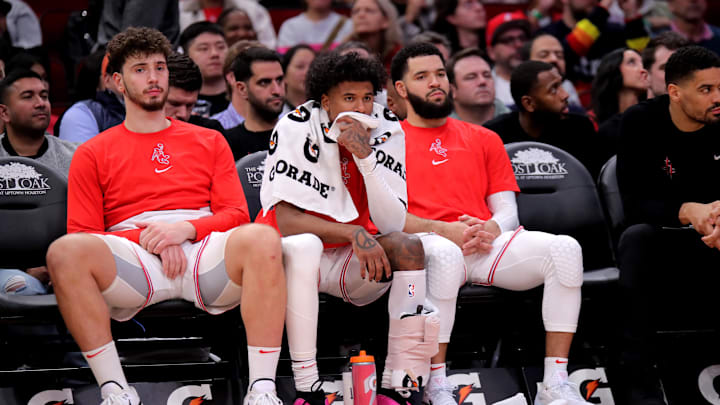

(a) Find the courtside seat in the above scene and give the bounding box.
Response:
[598,155,625,250]
[236,151,267,221]
[504,142,619,287]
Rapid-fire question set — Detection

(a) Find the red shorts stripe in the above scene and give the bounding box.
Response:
[193,236,211,312]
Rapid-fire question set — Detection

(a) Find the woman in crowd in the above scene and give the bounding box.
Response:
[592,48,649,156]
[344,0,403,71]
[431,0,486,54]
[281,44,316,113]
[218,7,258,47]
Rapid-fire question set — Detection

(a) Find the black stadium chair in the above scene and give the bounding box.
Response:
[598,155,625,250]
[0,157,66,318]
[503,142,619,285]
[236,151,268,221]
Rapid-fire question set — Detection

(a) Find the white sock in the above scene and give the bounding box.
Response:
[543,357,569,386]
[430,363,447,379]
[381,367,392,390]
[248,345,280,392]
[82,341,128,399]
[388,270,426,320]
[291,353,319,392]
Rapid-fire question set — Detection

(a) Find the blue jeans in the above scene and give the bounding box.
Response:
[0,269,48,295]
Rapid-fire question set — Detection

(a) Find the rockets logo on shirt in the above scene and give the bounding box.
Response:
[151,143,173,173]
[429,139,448,157]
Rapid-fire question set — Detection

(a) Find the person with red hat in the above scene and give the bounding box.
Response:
[486,11,532,108]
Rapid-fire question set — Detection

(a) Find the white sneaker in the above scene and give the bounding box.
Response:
[244,389,284,405]
[534,380,591,405]
[423,375,457,405]
[100,387,141,405]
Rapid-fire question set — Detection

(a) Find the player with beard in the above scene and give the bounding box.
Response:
[541,0,649,107]
[614,46,720,405]
[224,46,285,160]
[46,27,288,405]
[484,61,605,179]
[394,43,591,405]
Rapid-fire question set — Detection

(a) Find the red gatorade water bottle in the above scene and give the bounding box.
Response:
[351,350,377,405]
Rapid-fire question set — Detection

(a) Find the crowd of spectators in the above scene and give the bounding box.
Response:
[2,1,720,404]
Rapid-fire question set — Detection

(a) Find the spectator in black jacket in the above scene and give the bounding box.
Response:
[485,61,604,178]
[615,45,720,405]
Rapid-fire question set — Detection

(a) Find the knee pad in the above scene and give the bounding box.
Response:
[282,233,323,277]
[385,309,440,390]
[421,234,465,300]
[549,235,583,288]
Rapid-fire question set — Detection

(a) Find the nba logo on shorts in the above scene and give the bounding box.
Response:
[408,283,415,298]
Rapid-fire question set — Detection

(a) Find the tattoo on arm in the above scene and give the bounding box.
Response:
[354,228,378,250]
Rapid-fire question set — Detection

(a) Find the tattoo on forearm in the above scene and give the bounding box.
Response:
[354,228,378,250]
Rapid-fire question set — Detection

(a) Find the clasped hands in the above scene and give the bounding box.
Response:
[136,221,196,279]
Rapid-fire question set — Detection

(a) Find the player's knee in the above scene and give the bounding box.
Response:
[380,232,425,271]
[422,235,465,300]
[281,233,323,280]
[230,223,282,260]
[549,235,583,288]
[46,234,97,281]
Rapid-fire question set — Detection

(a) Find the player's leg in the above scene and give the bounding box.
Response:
[467,230,587,405]
[376,232,440,404]
[416,233,465,405]
[221,224,286,403]
[281,234,325,405]
[47,233,141,404]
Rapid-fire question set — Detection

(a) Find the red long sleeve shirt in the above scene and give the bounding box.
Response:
[67,119,249,243]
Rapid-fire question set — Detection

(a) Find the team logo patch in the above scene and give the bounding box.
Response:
[0,162,51,196]
[429,138,448,157]
[662,156,676,179]
[511,148,568,180]
[151,143,173,173]
[288,106,311,122]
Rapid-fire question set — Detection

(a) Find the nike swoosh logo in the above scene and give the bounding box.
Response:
[87,347,108,359]
[431,366,445,370]
[432,159,449,166]
[714,154,720,160]
[155,166,173,173]
[555,360,568,364]
[259,349,280,354]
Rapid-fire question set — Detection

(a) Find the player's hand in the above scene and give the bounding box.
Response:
[158,244,188,280]
[336,117,373,159]
[680,202,717,236]
[26,266,50,284]
[351,227,391,281]
[437,221,470,250]
[137,221,196,254]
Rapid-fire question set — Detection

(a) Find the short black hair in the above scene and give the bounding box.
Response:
[390,42,444,84]
[446,48,491,85]
[306,51,385,102]
[179,21,226,52]
[642,31,690,70]
[664,45,720,87]
[519,33,557,62]
[282,44,315,72]
[0,69,44,104]
[510,60,555,111]
[6,52,43,76]
[232,46,282,82]
[167,52,202,92]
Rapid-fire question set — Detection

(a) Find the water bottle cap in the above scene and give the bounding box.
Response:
[350,350,374,363]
